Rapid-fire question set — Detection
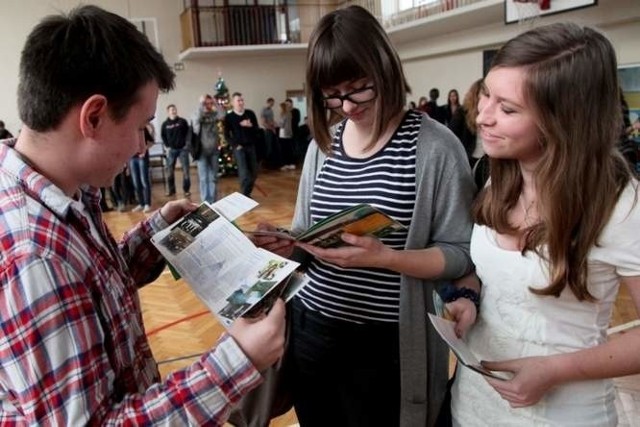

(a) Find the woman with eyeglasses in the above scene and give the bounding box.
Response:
[252,6,476,426]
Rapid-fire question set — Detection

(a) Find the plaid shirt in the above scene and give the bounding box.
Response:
[0,140,261,425]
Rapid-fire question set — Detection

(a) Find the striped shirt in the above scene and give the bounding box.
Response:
[298,110,420,323]
[0,140,261,425]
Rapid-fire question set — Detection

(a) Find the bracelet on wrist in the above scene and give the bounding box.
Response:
[441,285,481,312]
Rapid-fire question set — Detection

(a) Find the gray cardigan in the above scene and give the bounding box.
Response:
[291,114,475,426]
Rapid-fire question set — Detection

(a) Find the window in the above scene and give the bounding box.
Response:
[131,18,160,50]
[382,0,440,17]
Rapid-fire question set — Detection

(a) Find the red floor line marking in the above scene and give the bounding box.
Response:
[146,310,210,337]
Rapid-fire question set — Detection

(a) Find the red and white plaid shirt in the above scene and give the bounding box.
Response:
[0,140,261,425]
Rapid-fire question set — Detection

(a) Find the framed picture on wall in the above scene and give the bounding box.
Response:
[505,0,598,25]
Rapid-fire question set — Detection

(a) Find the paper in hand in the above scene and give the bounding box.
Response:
[428,313,509,381]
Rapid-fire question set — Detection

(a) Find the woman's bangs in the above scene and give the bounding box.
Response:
[311,41,367,89]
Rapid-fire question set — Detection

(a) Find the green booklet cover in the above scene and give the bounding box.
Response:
[246,204,405,248]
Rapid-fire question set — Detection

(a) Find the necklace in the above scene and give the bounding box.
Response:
[519,195,536,227]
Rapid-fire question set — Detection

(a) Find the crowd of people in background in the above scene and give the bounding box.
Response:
[80,90,314,213]
[260,96,311,171]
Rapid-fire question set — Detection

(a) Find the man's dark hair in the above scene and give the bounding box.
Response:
[429,88,439,100]
[232,92,243,98]
[0,121,4,128]
[18,5,175,132]
[266,97,274,103]
[166,104,176,110]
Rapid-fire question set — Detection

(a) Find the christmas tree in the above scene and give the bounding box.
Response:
[214,74,238,177]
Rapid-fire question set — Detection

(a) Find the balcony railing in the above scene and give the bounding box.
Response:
[179,0,494,53]
[180,3,296,50]
[381,0,489,29]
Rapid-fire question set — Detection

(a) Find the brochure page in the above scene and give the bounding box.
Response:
[428,313,509,381]
[151,198,300,327]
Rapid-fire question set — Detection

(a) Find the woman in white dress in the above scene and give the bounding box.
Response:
[450,22,640,426]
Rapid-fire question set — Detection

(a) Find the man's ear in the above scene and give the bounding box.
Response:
[79,95,108,137]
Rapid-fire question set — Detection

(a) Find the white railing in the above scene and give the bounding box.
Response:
[381,0,488,29]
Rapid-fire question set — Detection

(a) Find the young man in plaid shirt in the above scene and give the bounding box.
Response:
[0,5,285,425]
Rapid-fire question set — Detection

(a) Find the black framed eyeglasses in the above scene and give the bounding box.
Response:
[322,86,376,109]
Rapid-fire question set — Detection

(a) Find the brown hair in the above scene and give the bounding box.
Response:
[18,5,174,131]
[463,79,483,133]
[305,5,410,153]
[473,22,634,301]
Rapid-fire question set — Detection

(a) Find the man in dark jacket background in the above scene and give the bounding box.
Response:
[224,92,259,197]
[161,104,191,197]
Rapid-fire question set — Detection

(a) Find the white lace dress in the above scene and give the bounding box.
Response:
[451,183,640,427]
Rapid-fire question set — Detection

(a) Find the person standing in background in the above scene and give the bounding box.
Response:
[417,96,429,113]
[448,79,483,167]
[297,115,312,161]
[129,123,154,213]
[224,92,259,197]
[278,101,296,171]
[110,170,129,212]
[286,98,301,163]
[619,91,639,172]
[426,88,446,124]
[260,97,281,169]
[192,94,225,203]
[161,104,191,197]
[443,89,461,126]
[0,121,13,139]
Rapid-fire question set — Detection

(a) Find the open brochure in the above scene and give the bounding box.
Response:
[151,193,308,327]
[427,313,509,381]
[246,203,405,248]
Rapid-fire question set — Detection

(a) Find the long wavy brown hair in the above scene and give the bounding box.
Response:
[473,22,635,301]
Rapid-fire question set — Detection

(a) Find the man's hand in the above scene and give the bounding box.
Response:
[158,198,199,224]
[228,299,287,372]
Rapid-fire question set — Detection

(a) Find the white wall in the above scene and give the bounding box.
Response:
[0,0,306,136]
[166,54,306,125]
[0,0,638,136]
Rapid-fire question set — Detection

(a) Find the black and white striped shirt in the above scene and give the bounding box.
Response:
[298,110,421,323]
